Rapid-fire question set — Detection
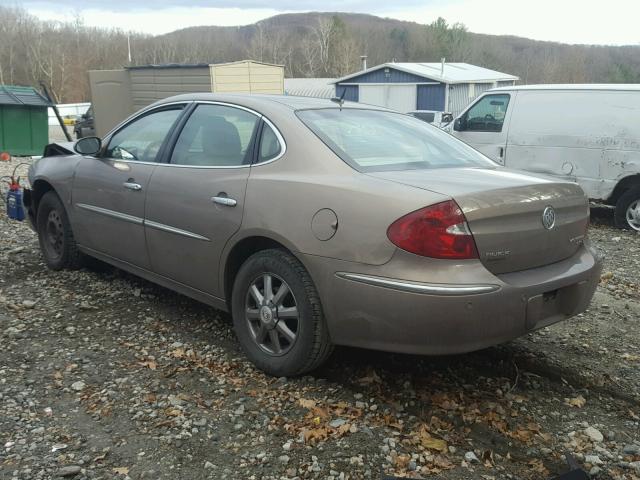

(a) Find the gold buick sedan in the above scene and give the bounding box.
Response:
[26,94,602,376]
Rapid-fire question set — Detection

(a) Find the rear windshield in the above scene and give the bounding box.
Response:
[297,108,496,172]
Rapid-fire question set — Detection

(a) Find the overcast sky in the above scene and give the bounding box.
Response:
[9,0,640,45]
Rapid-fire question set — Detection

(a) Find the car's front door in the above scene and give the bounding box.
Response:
[452,93,513,164]
[72,105,185,269]
[144,102,264,298]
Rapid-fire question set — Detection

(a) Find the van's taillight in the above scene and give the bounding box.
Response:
[387,200,479,259]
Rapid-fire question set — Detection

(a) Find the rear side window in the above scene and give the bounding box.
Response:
[297,108,496,172]
[462,94,510,132]
[171,104,259,167]
[258,123,282,163]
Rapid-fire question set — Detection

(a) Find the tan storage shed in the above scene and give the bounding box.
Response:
[211,61,284,94]
[88,60,284,136]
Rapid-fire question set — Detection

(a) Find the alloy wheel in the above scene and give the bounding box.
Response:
[626,199,640,231]
[245,273,299,356]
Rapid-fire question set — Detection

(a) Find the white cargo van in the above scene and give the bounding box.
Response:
[449,85,640,230]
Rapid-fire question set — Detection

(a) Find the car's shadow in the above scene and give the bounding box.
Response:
[86,257,530,389]
[589,204,615,227]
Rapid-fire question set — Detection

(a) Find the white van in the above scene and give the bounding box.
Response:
[449,85,640,231]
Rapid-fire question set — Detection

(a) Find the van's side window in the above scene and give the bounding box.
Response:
[463,94,510,132]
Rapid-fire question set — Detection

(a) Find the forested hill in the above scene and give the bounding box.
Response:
[1,6,639,103]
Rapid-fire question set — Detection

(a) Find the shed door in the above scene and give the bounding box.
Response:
[359,85,385,107]
[417,84,446,111]
[359,85,416,113]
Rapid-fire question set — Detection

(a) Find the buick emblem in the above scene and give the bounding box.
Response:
[542,206,556,230]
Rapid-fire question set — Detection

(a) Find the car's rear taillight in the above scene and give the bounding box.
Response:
[387,200,479,259]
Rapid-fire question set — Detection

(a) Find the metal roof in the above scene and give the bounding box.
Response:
[0,85,50,107]
[126,60,285,70]
[284,78,336,99]
[490,83,640,92]
[333,62,519,85]
[126,63,210,70]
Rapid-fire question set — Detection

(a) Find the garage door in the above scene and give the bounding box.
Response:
[359,85,416,113]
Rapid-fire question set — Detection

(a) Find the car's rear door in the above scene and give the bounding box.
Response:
[72,104,186,269]
[144,102,267,298]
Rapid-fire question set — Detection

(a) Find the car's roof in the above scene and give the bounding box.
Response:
[490,84,640,92]
[152,93,384,111]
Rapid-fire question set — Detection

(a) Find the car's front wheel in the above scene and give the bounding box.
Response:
[231,249,333,377]
[615,186,640,231]
[36,191,84,270]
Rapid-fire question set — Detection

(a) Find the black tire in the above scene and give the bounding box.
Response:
[36,191,84,270]
[615,186,640,231]
[231,249,333,377]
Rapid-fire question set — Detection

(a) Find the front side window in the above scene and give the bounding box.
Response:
[105,108,183,163]
[463,94,510,132]
[171,104,259,167]
[297,108,496,172]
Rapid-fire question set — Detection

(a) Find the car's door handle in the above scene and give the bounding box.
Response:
[123,181,142,191]
[211,196,237,207]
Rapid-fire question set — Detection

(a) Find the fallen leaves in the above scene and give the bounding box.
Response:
[298,398,317,409]
[565,395,586,408]
[164,408,182,417]
[412,424,448,453]
[138,359,158,370]
[112,467,129,475]
[291,398,363,445]
[527,459,549,477]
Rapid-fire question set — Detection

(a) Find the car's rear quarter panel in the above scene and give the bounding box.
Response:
[238,111,449,266]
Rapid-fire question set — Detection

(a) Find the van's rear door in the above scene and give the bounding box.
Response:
[451,91,515,165]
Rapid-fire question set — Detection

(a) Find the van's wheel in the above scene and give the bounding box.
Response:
[36,191,84,270]
[615,186,640,231]
[231,249,333,377]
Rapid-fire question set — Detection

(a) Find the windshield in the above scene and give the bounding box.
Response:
[297,108,497,172]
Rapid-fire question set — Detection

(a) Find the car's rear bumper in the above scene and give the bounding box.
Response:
[301,242,602,355]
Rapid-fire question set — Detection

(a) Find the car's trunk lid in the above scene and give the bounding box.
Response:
[369,167,589,274]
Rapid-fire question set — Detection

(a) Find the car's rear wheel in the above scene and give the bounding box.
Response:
[36,191,84,270]
[615,186,640,231]
[231,249,333,377]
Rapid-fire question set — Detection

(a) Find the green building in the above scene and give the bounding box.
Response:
[0,85,50,156]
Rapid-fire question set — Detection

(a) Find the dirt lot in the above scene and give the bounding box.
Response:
[1,157,639,480]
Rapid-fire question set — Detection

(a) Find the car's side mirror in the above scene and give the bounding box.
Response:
[74,136,102,155]
[453,118,465,131]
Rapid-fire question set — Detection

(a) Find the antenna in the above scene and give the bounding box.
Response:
[127,34,132,63]
[330,87,347,110]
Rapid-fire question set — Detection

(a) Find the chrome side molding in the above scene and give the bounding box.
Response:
[335,272,500,296]
[145,220,211,242]
[76,203,143,225]
[75,203,210,241]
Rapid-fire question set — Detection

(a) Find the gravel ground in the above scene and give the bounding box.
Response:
[1,157,639,480]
